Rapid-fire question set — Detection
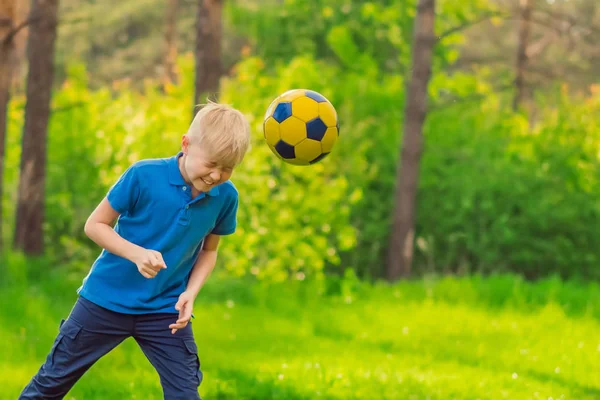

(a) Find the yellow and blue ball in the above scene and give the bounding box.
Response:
[263,89,339,165]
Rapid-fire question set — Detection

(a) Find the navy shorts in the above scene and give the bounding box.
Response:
[19,296,203,400]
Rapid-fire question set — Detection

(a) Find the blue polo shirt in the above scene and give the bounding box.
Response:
[77,152,239,314]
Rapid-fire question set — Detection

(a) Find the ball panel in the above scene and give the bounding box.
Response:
[294,138,322,162]
[310,152,330,164]
[264,98,280,120]
[263,117,281,147]
[318,102,337,127]
[306,117,328,141]
[305,90,328,103]
[291,96,319,122]
[321,127,338,153]
[268,143,283,160]
[286,158,310,166]
[278,89,306,102]
[275,140,296,159]
[279,116,307,146]
[273,102,292,123]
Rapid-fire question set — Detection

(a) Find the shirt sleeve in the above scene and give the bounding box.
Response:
[212,195,238,235]
[106,165,141,215]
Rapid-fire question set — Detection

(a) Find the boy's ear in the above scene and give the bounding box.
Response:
[181,134,190,153]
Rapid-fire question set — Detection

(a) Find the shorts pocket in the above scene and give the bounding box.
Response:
[50,318,84,373]
[183,339,203,386]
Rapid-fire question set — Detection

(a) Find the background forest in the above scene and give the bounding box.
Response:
[1,0,599,399]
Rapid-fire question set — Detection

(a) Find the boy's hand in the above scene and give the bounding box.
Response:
[170,291,195,334]
[133,249,167,279]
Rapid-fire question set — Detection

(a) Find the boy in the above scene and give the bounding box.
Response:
[19,102,251,400]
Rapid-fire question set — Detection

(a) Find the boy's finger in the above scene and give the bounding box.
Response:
[155,252,167,269]
[150,254,161,268]
[151,261,166,271]
[150,263,163,273]
[141,270,152,279]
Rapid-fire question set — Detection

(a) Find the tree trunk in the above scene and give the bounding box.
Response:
[11,0,29,90]
[0,0,16,250]
[163,0,179,87]
[194,0,222,116]
[13,0,59,255]
[0,44,11,251]
[387,0,436,281]
[513,0,533,111]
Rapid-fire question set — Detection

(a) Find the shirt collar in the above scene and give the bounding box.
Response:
[168,152,220,197]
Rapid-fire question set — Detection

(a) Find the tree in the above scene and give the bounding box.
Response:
[163,0,179,87]
[387,0,436,280]
[0,0,29,250]
[14,0,59,255]
[513,0,533,111]
[194,0,223,115]
[0,0,15,251]
[457,0,600,100]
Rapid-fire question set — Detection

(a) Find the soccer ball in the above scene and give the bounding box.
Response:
[263,89,339,165]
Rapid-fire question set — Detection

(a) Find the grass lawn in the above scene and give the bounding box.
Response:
[0,271,599,399]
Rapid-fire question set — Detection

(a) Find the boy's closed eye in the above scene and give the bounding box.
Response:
[206,161,233,173]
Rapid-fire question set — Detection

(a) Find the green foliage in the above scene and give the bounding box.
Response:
[56,0,246,86]
[4,50,600,281]
[418,81,600,279]
[1,272,599,399]
[216,56,358,281]
[3,0,600,281]
[228,0,416,73]
[4,56,359,281]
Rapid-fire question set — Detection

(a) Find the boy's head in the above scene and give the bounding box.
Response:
[180,101,251,192]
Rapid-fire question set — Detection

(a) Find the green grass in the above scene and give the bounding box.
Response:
[1,269,599,399]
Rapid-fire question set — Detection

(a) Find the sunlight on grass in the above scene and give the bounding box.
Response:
[1,275,599,399]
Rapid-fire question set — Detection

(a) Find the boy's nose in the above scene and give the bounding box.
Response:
[210,171,221,181]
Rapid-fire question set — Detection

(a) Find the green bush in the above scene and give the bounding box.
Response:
[4,56,600,282]
[418,84,600,279]
[4,8,600,282]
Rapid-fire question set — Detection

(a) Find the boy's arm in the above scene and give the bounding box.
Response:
[85,197,167,277]
[184,234,221,297]
[169,235,221,334]
[84,197,142,262]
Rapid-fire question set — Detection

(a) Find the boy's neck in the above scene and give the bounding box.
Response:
[177,154,193,185]
[178,154,203,198]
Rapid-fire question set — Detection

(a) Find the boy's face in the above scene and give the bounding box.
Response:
[180,135,234,193]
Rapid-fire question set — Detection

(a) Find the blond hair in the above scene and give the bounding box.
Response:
[186,101,251,167]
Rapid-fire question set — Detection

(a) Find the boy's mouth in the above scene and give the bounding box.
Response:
[202,178,215,186]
